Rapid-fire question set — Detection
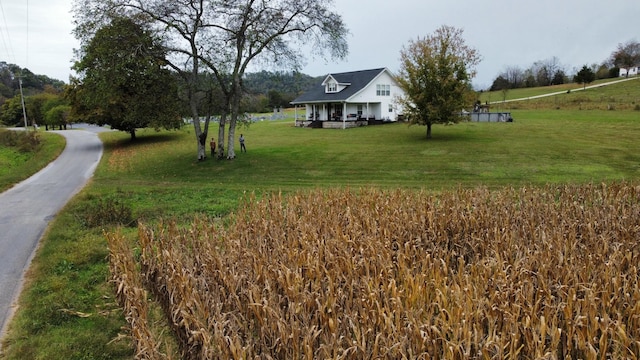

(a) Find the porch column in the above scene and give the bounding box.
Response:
[342,102,347,129]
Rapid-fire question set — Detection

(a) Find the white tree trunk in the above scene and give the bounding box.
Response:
[227,125,236,159]
[217,113,227,159]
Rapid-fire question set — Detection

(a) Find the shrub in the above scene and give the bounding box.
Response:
[0,129,41,152]
[77,196,135,228]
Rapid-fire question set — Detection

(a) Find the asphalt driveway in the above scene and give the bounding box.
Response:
[0,126,106,342]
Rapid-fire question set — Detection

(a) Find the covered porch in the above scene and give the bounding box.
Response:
[294,102,382,128]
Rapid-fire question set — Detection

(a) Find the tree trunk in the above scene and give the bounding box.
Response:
[226,82,241,160]
[227,121,236,159]
[191,84,205,160]
[217,112,226,159]
[130,129,137,140]
[186,54,207,161]
[426,122,432,139]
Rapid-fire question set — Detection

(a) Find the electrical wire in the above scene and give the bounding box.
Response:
[0,0,17,64]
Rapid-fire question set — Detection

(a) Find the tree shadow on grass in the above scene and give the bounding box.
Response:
[102,131,184,151]
[408,130,476,143]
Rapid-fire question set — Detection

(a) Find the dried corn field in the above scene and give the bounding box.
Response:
[107,183,640,359]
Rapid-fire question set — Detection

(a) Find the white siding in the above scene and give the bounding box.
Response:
[349,71,403,120]
[619,67,639,77]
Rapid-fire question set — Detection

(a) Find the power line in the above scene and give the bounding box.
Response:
[26,0,28,68]
[0,0,31,128]
[0,0,17,64]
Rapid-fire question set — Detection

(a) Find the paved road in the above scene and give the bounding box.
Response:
[0,126,106,342]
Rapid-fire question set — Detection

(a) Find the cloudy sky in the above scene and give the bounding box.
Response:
[1,0,638,89]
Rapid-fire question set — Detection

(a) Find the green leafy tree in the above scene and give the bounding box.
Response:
[551,70,566,85]
[71,17,181,140]
[574,65,596,90]
[396,25,481,139]
[0,95,26,127]
[45,105,72,130]
[41,94,68,130]
[490,75,510,91]
[595,63,612,79]
[25,93,59,128]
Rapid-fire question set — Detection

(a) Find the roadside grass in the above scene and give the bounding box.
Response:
[1,213,132,359]
[2,81,640,358]
[0,131,66,192]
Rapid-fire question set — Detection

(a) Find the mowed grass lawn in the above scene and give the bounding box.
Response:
[2,106,640,358]
[97,109,640,198]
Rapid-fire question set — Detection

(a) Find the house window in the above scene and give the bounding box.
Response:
[376,84,390,96]
[327,82,337,93]
[357,105,363,115]
[389,104,393,112]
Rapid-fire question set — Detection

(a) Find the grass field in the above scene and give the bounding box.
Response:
[1,81,640,358]
[0,130,66,193]
[480,77,640,111]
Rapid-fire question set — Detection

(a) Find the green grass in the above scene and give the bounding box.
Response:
[1,212,133,359]
[97,110,640,195]
[0,131,66,192]
[2,80,640,358]
[480,76,640,110]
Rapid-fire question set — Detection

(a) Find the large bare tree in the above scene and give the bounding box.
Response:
[73,0,349,160]
[531,56,563,87]
[611,40,640,77]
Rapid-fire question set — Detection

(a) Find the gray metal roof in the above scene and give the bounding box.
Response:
[291,68,386,104]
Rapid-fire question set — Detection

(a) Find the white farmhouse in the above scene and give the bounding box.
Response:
[619,66,639,77]
[291,68,405,129]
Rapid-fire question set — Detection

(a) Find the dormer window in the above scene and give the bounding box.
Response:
[327,82,338,93]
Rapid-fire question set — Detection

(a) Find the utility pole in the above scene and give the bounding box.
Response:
[18,78,28,129]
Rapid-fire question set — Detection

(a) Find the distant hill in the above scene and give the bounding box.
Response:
[243,70,321,96]
[240,70,323,111]
[0,61,66,105]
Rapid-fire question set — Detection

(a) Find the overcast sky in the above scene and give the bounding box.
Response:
[1,0,638,89]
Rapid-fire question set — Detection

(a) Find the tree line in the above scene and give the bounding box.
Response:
[0,59,321,130]
[240,71,321,113]
[0,62,65,103]
[489,40,640,91]
[0,62,69,130]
